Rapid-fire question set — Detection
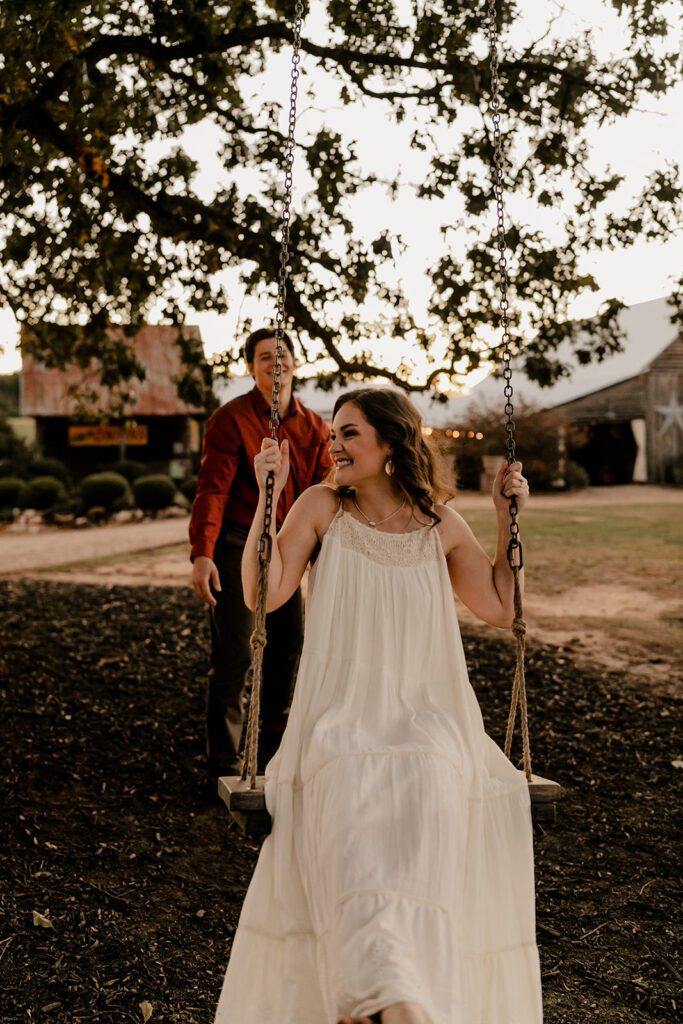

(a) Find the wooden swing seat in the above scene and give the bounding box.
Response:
[219,775,271,838]
[219,772,563,838]
[527,774,563,824]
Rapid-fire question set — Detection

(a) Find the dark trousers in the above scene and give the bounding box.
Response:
[206,521,303,777]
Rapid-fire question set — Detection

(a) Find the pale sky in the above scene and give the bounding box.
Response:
[1,0,681,382]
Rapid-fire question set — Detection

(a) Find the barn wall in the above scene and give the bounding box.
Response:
[648,336,683,374]
[553,373,646,423]
[37,415,198,481]
[646,370,683,482]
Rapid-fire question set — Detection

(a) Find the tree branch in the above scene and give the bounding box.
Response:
[17,20,619,120]
[12,101,453,390]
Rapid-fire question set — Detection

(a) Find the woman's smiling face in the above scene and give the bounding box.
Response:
[329,401,392,485]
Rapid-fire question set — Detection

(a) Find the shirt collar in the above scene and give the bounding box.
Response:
[250,385,300,420]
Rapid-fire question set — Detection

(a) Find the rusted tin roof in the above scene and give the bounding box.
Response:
[21,325,205,417]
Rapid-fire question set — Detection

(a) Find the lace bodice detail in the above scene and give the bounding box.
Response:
[326,508,441,568]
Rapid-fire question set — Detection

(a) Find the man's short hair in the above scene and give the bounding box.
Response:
[243,328,295,366]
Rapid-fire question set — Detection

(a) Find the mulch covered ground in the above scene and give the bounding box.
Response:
[1,580,680,1023]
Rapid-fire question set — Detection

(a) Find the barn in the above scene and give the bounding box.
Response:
[20,325,206,481]
[552,334,683,485]
[458,297,682,485]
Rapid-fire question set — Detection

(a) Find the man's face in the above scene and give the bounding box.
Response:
[248,337,295,393]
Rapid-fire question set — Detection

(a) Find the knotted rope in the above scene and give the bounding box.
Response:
[503,566,532,781]
[487,0,534,784]
[240,0,304,790]
[242,555,271,789]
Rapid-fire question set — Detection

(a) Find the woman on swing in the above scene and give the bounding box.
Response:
[214,386,543,1024]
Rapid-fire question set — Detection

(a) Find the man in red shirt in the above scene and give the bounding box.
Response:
[190,328,333,787]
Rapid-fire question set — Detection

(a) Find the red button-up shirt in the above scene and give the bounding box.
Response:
[189,386,333,561]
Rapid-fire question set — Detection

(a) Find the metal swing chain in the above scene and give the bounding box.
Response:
[485,0,532,781]
[242,0,305,788]
[259,0,304,567]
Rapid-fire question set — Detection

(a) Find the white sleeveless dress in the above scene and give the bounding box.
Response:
[214,507,543,1024]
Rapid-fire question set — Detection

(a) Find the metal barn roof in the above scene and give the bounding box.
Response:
[455,296,679,416]
[21,325,205,416]
[215,297,679,427]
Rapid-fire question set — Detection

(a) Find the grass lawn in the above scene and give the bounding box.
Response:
[460,503,683,681]
[461,503,681,598]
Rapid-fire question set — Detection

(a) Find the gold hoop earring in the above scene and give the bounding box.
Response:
[385,459,394,477]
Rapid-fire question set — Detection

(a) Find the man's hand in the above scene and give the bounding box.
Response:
[192,556,221,607]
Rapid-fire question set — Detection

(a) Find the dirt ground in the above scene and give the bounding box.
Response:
[1,580,681,1023]
[1,487,681,1021]
[10,484,680,695]
[25,550,681,691]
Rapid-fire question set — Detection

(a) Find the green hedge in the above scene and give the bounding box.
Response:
[28,457,71,486]
[0,476,24,509]
[80,472,130,511]
[0,460,25,479]
[109,459,147,484]
[18,476,67,510]
[179,475,198,502]
[133,474,177,511]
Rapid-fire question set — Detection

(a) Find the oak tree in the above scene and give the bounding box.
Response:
[0,0,681,400]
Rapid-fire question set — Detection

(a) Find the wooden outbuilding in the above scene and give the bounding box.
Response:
[457,297,683,485]
[552,334,683,485]
[20,325,206,481]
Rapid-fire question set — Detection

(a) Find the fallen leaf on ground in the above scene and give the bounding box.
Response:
[32,911,54,929]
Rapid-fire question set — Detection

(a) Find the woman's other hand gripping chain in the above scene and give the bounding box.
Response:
[241,436,328,615]
[254,436,291,494]
[493,459,529,513]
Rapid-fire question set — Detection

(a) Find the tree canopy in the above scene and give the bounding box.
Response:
[1,0,681,400]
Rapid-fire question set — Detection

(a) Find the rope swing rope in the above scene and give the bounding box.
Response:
[485,0,533,783]
[231,1,561,826]
[242,0,305,790]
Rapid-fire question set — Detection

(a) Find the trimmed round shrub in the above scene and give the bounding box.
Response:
[48,493,85,516]
[0,460,25,479]
[179,475,198,502]
[133,474,177,512]
[109,459,147,484]
[111,489,135,512]
[564,460,591,491]
[80,472,130,512]
[28,457,71,486]
[0,476,24,509]
[18,476,67,510]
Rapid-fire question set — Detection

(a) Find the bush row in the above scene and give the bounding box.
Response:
[0,456,154,484]
[0,469,199,514]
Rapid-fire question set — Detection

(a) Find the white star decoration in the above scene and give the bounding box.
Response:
[655,389,683,436]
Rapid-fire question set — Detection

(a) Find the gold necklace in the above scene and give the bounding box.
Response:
[352,495,407,528]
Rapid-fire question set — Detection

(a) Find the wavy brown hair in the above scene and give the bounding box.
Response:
[332,388,453,524]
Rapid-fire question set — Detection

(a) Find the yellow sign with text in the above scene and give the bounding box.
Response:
[68,424,149,447]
